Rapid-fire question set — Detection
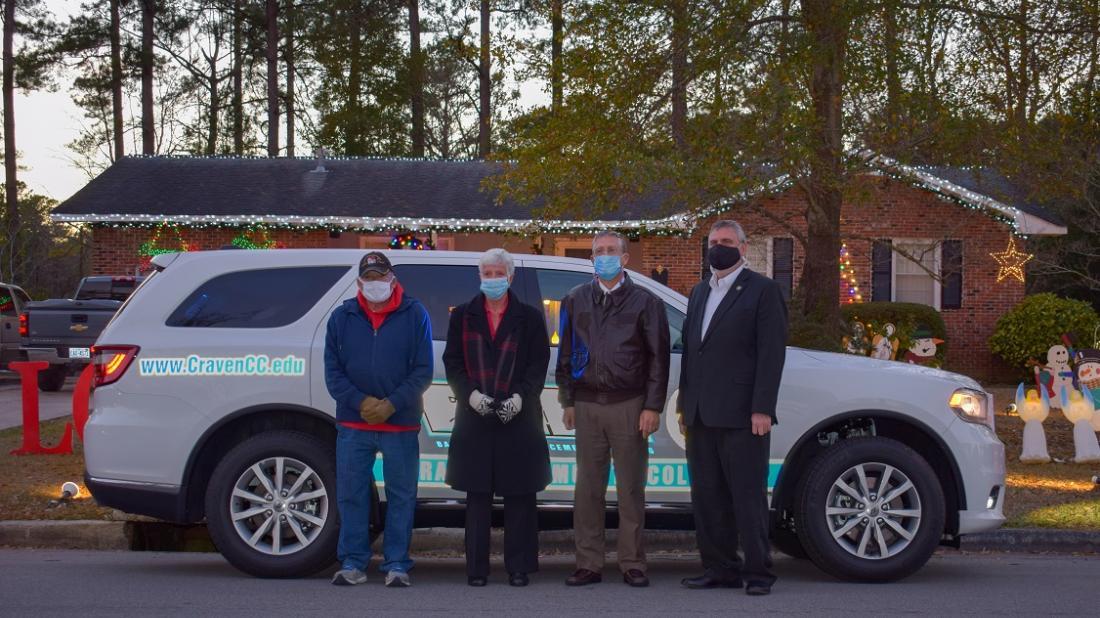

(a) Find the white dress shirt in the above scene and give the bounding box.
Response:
[701,263,746,338]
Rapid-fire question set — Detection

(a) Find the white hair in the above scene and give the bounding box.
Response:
[479,248,515,277]
[592,230,629,254]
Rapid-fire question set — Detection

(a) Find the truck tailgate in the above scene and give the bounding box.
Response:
[22,299,122,348]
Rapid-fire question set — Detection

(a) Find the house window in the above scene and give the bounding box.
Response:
[695,236,793,300]
[892,240,941,310]
[554,239,591,259]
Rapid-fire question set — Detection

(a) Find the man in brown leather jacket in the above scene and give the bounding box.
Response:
[556,230,670,588]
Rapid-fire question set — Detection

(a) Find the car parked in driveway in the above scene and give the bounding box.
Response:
[21,276,143,391]
[1,282,33,369]
[84,249,1005,581]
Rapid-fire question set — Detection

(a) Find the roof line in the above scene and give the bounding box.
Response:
[51,212,696,233]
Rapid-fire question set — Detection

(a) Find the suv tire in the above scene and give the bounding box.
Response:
[205,430,339,578]
[795,437,944,582]
[38,365,67,392]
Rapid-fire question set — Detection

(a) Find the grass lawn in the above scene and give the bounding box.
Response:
[986,385,1100,530]
[0,419,115,521]
[3,392,1099,529]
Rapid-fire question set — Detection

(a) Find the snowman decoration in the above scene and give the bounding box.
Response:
[904,329,943,366]
[1075,349,1100,408]
[1034,344,1075,409]
[1015,383,1051,464]
[870,323,900,361]
[1060,386,1100,463]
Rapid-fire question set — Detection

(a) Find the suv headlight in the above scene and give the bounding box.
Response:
[949,388,993,429]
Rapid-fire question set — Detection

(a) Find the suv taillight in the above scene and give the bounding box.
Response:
[18,313,27,338]
[92,345,140,387]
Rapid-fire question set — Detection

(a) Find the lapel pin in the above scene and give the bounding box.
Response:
[736,285,742,291]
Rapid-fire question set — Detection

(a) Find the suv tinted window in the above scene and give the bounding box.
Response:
[533,268,591,347]
[533,268,686,352]
[167,266,349,328]
[393,264,481,340]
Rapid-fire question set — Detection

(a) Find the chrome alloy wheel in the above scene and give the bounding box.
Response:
[824,462,922,560]
[229,456,329,556]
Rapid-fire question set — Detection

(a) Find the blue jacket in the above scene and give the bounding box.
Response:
[324,294,434,427]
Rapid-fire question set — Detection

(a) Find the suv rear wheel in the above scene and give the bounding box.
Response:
[205,431,338,578]
[795,437,945,582]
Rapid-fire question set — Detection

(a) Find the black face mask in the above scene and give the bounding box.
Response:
[708,244,742,271]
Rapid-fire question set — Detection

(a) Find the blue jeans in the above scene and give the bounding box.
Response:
[336,426,420,573]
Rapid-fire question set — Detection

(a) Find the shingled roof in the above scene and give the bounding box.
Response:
[51,155,1066,235]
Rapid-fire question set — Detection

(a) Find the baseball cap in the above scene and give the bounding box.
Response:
[359,251,393,277]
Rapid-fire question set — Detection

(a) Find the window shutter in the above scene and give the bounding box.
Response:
[941,240,963,309]
[700,236,709,281]
[872,240,892,302]
[772,237,794,302]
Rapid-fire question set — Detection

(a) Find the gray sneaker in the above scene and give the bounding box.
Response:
[332,568,368,586]
[385,571,411,588]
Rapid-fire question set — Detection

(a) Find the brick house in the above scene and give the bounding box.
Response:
[52,155,1066,381]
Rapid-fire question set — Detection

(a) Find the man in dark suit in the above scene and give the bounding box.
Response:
[678,219,788,596]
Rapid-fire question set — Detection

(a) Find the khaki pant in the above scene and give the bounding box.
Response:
[573,396,648,573]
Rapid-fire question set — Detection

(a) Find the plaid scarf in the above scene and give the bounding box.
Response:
[462,308,520,401]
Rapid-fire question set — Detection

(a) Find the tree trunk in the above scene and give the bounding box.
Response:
[551,0,563,113]
[140,0,155,155]
[207,41,219,155]
[883,0,901,127]
[232,0,243,154]
[478,0,491,158]
[408,0,425,157]
[670,0,688,155]
[347,2,362,154]
[110,0,125,161]
[1015,0,1029,139]
[800,0,849,324]
[3,0,17,238]
[266,0,279,157]
[285,0,295,157]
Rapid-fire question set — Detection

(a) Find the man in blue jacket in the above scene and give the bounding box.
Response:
[325,251,433,588]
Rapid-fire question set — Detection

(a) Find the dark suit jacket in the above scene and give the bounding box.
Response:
[678,268,788,428]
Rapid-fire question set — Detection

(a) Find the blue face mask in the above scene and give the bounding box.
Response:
[593,254,623,281]
[480,277,510,300]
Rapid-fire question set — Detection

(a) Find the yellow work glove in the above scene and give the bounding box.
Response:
[362,398,396,425]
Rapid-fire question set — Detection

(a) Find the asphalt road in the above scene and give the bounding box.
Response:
[0,550,1096,616]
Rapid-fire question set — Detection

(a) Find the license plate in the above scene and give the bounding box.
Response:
[68,347,91,359]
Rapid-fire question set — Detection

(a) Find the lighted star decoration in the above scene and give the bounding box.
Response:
[990,236,1032,283]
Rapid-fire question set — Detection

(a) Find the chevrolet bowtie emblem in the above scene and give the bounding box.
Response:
[70,324,88,333]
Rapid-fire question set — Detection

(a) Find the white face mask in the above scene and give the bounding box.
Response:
[360,280,393,303]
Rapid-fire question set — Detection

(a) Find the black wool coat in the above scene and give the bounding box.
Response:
[443,291,552,496]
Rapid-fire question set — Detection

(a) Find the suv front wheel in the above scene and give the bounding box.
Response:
[795,437,945,582]
[205,431,339,578]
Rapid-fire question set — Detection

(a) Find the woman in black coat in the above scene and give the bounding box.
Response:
[444,248,552,587]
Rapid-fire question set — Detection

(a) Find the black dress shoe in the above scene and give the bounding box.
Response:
[681,574,744,589]
[468,576,488,587]
[746,582,772,596]
[565,569,602,586]
[623,569,649,587]
[509,573,529,587]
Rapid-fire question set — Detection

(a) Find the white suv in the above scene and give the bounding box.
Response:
[85,249,1005,581]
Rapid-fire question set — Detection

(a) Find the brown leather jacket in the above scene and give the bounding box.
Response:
[555,273,670,411]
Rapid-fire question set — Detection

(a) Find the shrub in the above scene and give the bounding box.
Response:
[989,293,1100,371]
[840,302,948,366]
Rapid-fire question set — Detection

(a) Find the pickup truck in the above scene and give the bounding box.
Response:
[20,276,143,391]
[1,282,33,369]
